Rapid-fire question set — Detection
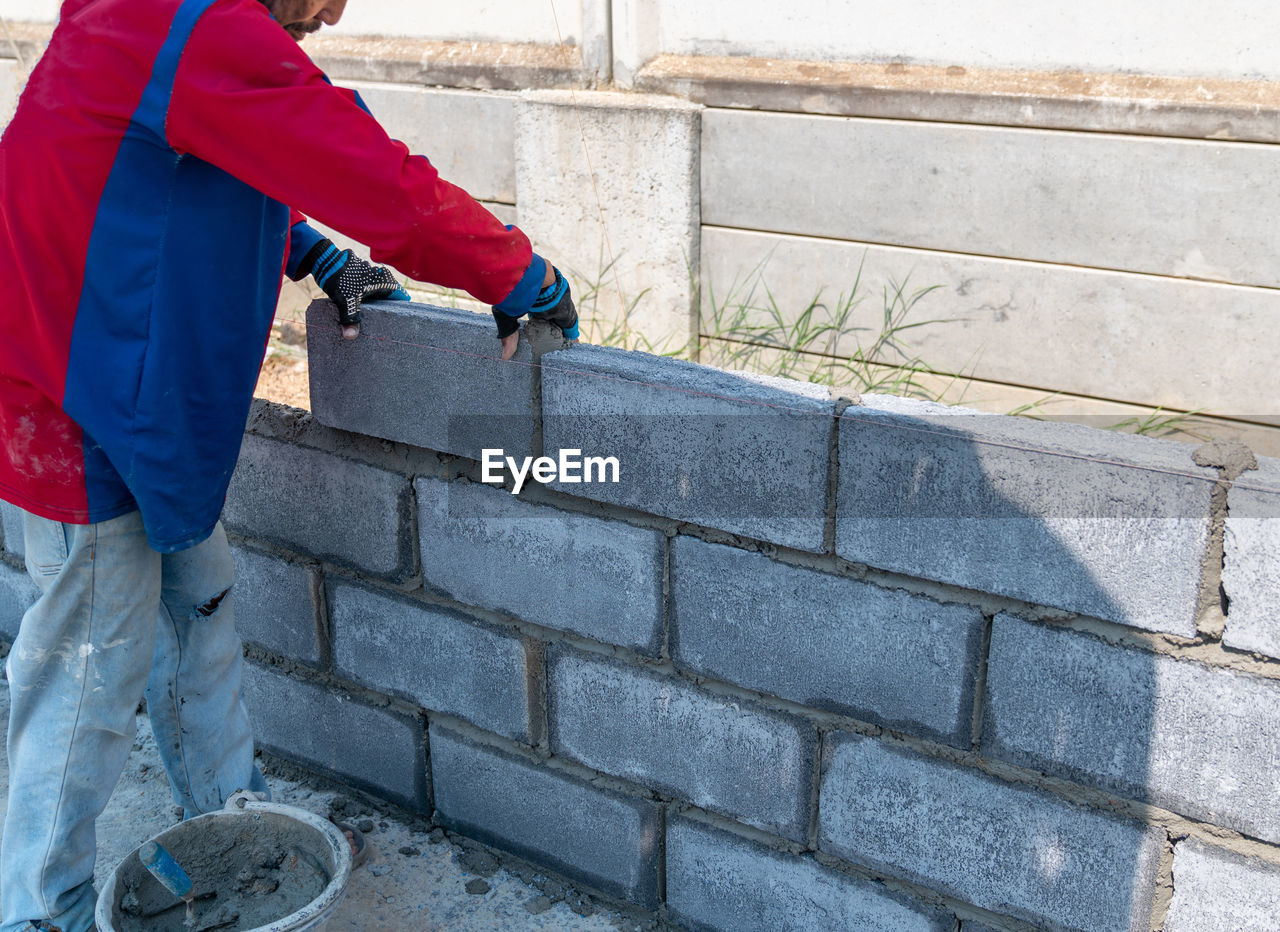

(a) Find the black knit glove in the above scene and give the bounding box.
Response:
[295,238,410,328]
[490,266,578,341]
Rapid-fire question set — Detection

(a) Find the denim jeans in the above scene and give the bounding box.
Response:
[0,509,267,932]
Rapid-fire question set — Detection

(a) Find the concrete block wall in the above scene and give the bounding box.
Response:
[0,300,1254,929]
[1,302,1279,925]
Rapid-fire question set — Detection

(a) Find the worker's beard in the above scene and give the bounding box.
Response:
[258,0,323,41]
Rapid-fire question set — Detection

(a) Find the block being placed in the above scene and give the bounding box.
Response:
[307,300,536,463]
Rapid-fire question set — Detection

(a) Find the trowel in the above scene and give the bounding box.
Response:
[139,840,196,927]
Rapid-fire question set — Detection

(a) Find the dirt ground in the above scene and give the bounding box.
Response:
[254,321,311,411]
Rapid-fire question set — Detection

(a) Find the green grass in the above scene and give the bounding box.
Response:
[550,252,1218,441]
[575,251,956,398]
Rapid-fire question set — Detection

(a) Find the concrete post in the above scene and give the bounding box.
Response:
[514,90,702,353]
[609,0,659,87]
[579,0,613,84]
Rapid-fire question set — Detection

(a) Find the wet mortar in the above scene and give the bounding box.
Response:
[111,813,333,932]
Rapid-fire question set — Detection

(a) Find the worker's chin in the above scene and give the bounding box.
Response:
[283,21,321,41]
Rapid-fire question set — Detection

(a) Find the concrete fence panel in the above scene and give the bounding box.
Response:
[700,225,1280,416]
[703,110,1280,287]
[347,83,517,205]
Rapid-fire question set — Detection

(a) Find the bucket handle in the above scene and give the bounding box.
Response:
[225,789,270,811]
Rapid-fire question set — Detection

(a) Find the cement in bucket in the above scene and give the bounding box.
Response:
[96,791,352,932]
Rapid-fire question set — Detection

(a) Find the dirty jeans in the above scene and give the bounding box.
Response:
[0,509,267,932]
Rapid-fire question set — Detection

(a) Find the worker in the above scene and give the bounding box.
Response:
[0,1,576,929]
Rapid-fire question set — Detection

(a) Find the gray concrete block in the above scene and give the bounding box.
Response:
[541,344,833,552]
[702,226,1280,415]
[985,614,1280,844]
[548,649,815,841]
[230,545,321,667]
[703,109,1280,287]
[0,500,24,559]
[1223,456,1280,660]
[836,396,1214,635]
[243,662,428,812]
[416,477,664,652]
[347,83,516,204]
[1166,838,1280,932]
[307,300,535,463]
[667,815,953,932]
[672,536,985,745]
[819,733,1164,932]
[331,582,530,742]
[0,560,37,642]
[429,724,660,907]
[223,434,414,580]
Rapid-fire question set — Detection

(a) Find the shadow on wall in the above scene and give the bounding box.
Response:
[825,397,1216,931]
[531,344,1211,929]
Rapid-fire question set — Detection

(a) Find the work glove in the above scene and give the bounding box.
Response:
[491,265,579,346]
[295,238,410,338]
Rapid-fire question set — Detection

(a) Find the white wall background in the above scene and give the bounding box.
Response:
[627,0,1280,80]
[0,0,54,20]
[337,1,582,46]
[4,1,1278,81]
[0,1,584,45]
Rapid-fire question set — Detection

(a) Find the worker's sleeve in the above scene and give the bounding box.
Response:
[285,221,327,280]
[165,0,534,306]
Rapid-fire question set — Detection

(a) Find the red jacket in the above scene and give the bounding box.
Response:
[0,0,540,551]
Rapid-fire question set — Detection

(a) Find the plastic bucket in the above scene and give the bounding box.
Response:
[96,792,352,932]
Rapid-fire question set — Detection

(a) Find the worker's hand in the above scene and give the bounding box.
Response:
[297,238,410,340]
[493,264,579,361]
